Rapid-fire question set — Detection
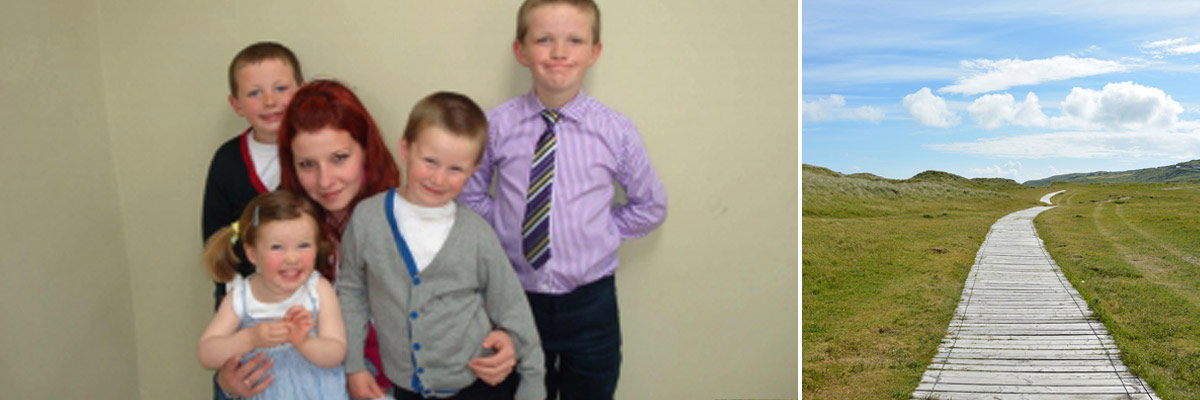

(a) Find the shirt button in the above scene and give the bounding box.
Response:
[417,368,425,374]
[410,312,418,320]
[413,277,422,286]
[413,343,422,351]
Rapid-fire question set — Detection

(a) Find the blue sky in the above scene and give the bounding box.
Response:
[802,0,1200,182]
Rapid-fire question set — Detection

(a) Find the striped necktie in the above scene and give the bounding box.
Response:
[522,109,559,270]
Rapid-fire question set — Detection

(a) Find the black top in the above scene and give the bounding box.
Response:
[201,129,268,309]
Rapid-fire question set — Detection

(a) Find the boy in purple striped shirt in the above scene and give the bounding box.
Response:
[460,0,667,398]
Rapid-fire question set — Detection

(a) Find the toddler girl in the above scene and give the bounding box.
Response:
[197,190,349,400]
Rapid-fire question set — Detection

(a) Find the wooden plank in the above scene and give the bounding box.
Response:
[942,342,1116,348]
[915,382,1152,394]
[927,363,1130,373]
[941,341,1115,348]
[928,358,1131,367]
[932,350,1121,359]
[943,336,1115,343]
[946,323,1108,330]
[913,391,1155,399]
[922,370,1147,385]
[955,313,1094,319]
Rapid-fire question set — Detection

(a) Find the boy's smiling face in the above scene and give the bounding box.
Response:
[398,126,481,208]
[228,58,299,143]
[514,3,602,103]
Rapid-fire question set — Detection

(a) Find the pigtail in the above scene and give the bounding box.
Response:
[202,225,242,283]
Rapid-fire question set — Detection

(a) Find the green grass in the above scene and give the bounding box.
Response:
[803,165,1020,218]
[802,165,1044,399]
[1037,183,1200,399]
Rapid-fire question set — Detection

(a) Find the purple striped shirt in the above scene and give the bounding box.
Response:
[461,90,668,294]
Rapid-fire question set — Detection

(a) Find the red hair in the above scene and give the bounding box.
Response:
[279,80,400,277]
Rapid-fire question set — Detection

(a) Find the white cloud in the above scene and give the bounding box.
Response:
[969,161,1023,178]
[1144,37,1187,49]
[1071,45,1102,57]
[927,130,1200,159]
[902,88,960,127]
[1177,119,1200,131]
[803,95,844,122]
[803,94,885,124]
[851,107,886,123]
[968,92,1049,129]
[1171,44,1200,54]
[1051,82,1183,131]
[939,56,1128,95]
[1141,37,1200,56]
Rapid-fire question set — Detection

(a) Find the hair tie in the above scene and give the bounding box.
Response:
[230,221,240,244]
[252,204,261,227]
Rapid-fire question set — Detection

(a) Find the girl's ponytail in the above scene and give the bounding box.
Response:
[202,223,242,283]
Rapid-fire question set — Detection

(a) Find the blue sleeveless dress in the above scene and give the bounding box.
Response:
[229,273,349,400]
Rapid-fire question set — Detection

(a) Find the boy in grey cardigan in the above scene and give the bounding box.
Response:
[337,92,544,400]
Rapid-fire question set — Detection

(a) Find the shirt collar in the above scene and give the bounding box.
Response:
[393,189,457,220]
[522,89,589,122]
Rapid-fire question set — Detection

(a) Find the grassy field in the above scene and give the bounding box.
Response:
[802,165,1044,399]
[1037,182,1200,399]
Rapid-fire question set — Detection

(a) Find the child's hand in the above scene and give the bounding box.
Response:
[468,330,516,385]
[283,305,313,347]
[250,321,290,348]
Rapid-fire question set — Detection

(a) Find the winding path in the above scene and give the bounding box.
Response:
[913,190,1160,399]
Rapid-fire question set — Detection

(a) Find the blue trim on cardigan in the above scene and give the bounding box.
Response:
[384,189,425,395]
[385,189,421,278]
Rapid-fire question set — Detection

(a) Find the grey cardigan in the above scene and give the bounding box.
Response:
[337,190,545,399]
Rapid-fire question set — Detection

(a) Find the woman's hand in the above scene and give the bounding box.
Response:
[216,352,274,398]
[468,329,516,385]
[347,371,386,399]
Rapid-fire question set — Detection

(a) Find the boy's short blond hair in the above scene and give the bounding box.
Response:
[516,0,601,43]
[227,41,304,96]
[402,92,489,164]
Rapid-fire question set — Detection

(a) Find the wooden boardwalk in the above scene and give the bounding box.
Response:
[913,191,1160,400]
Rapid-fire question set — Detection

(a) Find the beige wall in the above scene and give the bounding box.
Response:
[0,1,140,399]
[8,0,796,398]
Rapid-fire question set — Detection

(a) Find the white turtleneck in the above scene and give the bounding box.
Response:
[391,194,456,272]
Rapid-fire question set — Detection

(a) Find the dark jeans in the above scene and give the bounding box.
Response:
[526,276,621,400]
[393,374,518,400]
